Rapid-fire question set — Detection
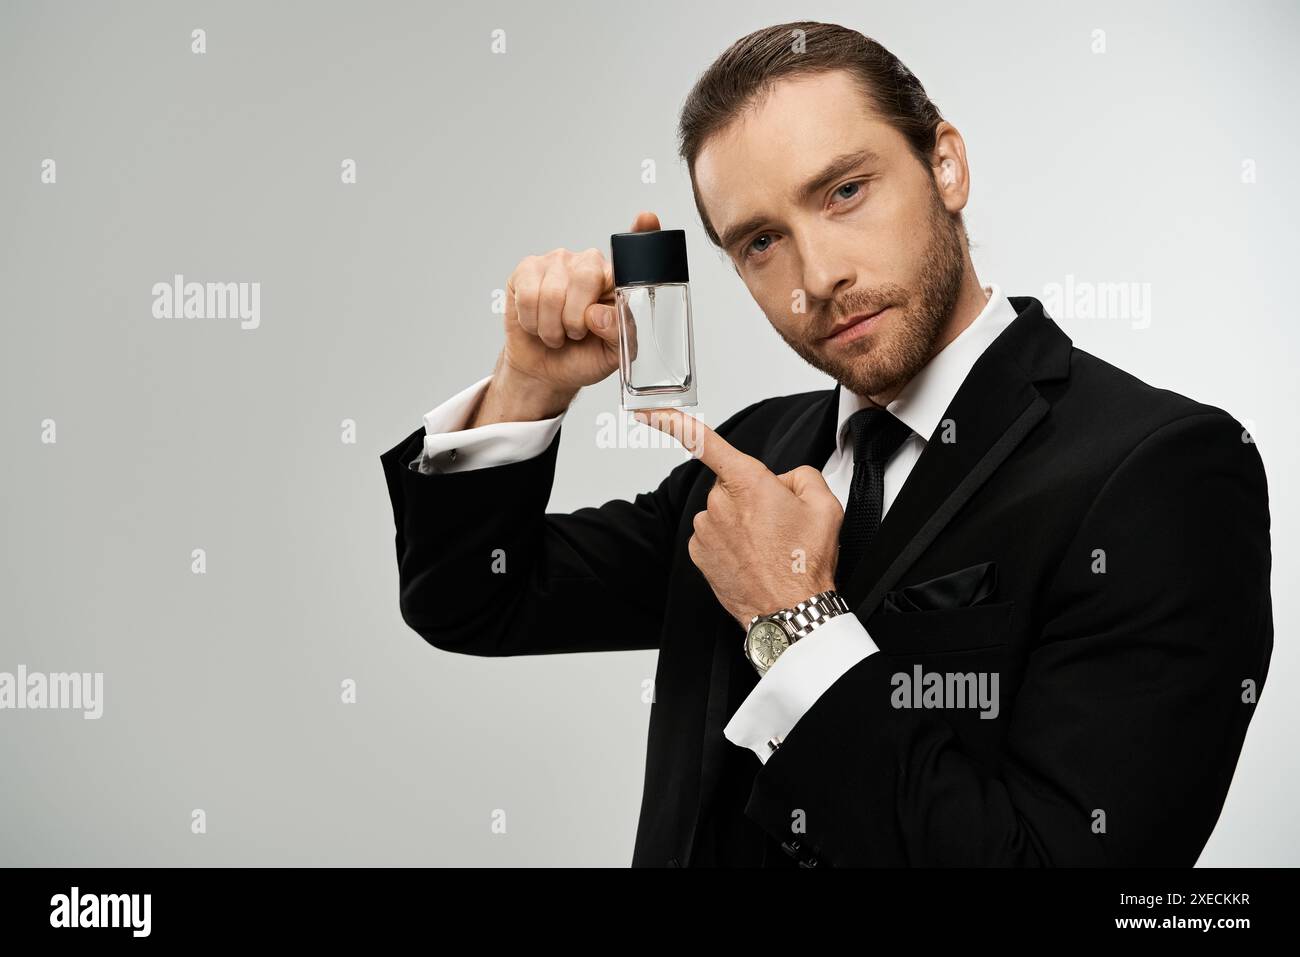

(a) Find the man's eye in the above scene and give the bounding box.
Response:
[739,182,866,263]
[745,234,773,259]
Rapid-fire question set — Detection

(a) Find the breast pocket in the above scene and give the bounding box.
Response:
[866,600,1015,655]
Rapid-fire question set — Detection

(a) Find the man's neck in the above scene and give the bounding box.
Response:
[868,274,991,408]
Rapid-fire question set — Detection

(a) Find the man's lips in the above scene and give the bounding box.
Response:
[822,307,890,345]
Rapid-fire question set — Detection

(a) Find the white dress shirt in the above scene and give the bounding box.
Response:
[410,283,1019,764]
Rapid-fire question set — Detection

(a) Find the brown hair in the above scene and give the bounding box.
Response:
[677,21,950,248]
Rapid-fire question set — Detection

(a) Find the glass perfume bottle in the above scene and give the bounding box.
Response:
[609,228,698,411]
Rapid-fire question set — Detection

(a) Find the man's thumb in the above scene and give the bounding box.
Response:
[777,465,836,503]
[585,303,620,344]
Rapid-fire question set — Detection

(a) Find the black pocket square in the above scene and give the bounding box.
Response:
[881,561,998,613]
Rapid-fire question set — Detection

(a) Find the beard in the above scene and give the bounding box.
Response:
[775,182,966,399]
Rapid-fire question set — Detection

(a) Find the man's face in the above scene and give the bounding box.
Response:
[694,69,968,400]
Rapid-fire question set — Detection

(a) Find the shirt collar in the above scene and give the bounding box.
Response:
[835,282,1018,455]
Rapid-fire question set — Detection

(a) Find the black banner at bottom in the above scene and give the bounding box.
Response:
[0,865,1286,942]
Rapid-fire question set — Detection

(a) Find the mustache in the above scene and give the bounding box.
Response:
[816,301,893,338]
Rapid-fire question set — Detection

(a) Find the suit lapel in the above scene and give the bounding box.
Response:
[842,298,1072,621]
[685,297,1072,862]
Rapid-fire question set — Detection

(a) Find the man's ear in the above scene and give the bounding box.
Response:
[928,121,971,214]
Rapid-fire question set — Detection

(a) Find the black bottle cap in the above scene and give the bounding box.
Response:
[610,228,689,286]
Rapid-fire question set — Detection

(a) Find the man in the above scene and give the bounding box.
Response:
[379,21,1272,867]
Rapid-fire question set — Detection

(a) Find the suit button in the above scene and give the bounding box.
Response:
[782,840,820,867]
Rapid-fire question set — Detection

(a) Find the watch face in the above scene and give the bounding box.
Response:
[746,620,790,673]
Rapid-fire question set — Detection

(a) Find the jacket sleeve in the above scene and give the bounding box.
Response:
[743,410,1273,866]
[379,398,769,657]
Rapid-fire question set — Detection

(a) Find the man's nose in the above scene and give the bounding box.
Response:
[795,232,857,302]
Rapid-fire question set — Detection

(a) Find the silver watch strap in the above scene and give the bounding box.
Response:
[784,590,851,641]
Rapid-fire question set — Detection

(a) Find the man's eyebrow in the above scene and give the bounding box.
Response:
[716,148,882,253]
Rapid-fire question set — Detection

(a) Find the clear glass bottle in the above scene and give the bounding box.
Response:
[609,228,698,411]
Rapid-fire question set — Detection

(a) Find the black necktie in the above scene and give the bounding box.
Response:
[836,406,912,589]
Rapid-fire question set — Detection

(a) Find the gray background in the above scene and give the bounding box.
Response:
[1,0,1295,866]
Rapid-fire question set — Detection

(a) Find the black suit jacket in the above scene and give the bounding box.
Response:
[379,296,1272,867]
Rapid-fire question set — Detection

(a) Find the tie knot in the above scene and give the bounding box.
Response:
[845,406,911,467]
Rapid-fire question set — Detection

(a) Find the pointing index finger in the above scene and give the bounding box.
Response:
[635,408,762,489]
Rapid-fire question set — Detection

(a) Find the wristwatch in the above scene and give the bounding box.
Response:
[742,589,851,677]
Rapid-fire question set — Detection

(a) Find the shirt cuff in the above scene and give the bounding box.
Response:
[722,612,879,764]
[409,373,566,474]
